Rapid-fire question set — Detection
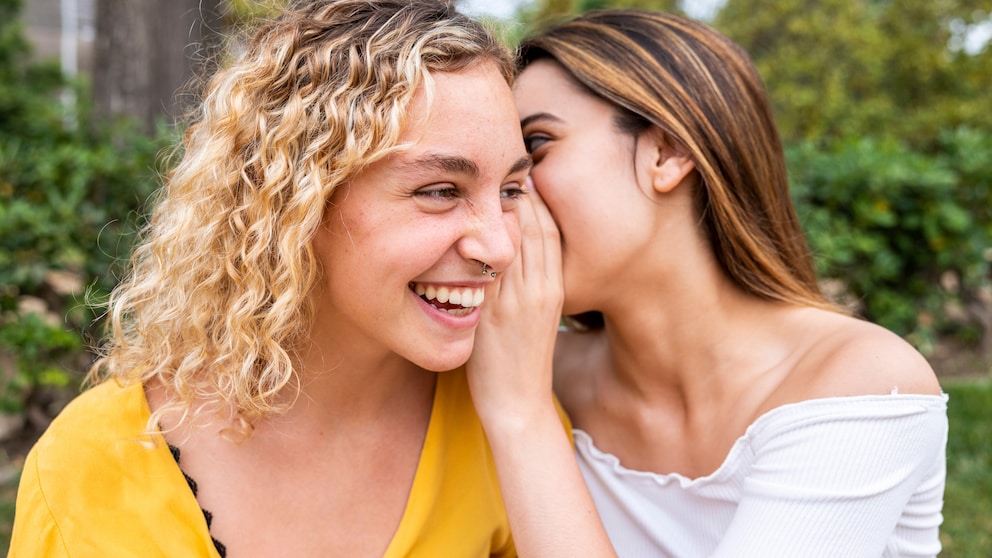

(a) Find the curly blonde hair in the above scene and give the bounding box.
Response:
[88,0,512,436]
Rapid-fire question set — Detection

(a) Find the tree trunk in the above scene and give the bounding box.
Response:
[93,0,224,133]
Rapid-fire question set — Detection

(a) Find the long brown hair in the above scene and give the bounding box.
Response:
[518,10,837,327]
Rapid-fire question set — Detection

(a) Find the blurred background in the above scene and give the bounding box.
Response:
[1,0,990,554]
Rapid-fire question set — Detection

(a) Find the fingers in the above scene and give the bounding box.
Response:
[533,185,561,282]
[521,177,561,283]
[485,176,562,315]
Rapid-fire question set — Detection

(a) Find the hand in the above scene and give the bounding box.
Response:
[465,180,618,558]
[467,177,563,424]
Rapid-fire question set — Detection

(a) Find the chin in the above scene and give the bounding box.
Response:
[406,340,474,372]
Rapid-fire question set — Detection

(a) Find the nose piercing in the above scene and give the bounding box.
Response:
[481,262,497,278]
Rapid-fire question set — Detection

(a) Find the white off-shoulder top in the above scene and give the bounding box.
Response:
[576,393,948,558]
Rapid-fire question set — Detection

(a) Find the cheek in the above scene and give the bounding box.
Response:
[531,165,592,228]
[530,165,568,212]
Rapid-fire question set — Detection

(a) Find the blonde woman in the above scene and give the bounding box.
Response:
[10,1,539,556]
[469,9,947,557]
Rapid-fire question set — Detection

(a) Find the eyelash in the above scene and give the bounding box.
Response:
[501,185,527,200]
[522,134,549,155]
[413,184,528,204]
[414,186,459,201]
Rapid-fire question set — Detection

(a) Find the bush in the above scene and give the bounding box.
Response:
[0,312,78,413]
[0,0,174,415]
[789,130,992,354]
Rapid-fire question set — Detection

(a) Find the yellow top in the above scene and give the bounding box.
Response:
[10,369,561,557]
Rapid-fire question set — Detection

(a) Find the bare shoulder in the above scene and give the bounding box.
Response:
[783,310,941,400]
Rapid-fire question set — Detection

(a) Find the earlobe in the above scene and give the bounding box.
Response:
[647,132,696,194]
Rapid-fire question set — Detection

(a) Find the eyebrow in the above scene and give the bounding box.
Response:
[400,153,480,177]
[520,112,564,129]
[400,153,532,178]
[507,155,533,176]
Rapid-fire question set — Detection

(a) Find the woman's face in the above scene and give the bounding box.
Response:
[514,59,663,315]
[312,62,531,371]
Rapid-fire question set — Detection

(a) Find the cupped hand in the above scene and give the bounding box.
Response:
[467,178,564,424]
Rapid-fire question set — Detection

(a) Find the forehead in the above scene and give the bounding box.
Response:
[514,60,614,125]
[385,63,526,174]
[404,63,513,138]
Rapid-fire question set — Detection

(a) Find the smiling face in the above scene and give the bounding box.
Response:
[514,59,665,316]
[311,62,531,372]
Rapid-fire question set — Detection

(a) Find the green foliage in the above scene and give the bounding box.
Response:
[524,0,680,35]
[0,466,16,554]
[789,130,992,353]
[937,127,992,275]
[226,0,285,20]
[574,0,679,11]
[0,105,171,302]
[0,0,175,413]
[0,0,29,80]
[0,313,78,413]
[716,0,992,145]
[0,0,64,143]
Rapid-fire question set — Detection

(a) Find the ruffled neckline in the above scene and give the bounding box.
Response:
[574,392,947,487]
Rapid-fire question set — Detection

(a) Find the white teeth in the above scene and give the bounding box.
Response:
[411,283,485,308]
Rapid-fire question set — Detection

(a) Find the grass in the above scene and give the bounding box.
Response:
[940,376,992,556]
[0,471,13,553]
[0,377,989,555]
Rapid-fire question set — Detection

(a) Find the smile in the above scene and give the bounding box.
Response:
[409,282,485,316]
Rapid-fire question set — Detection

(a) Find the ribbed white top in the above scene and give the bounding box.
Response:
[576,393,948,557]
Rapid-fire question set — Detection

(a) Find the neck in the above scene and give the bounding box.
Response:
[288,330,435,427]
[597,249,791,405]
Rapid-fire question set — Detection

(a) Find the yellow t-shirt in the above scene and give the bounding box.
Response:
[10,369,561,557]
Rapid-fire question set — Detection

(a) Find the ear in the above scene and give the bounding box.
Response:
[644,129,696,194]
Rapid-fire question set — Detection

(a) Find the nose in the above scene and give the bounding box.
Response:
[458,199,519,274]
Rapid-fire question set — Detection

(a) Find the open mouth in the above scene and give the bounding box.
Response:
[409,282,484,316]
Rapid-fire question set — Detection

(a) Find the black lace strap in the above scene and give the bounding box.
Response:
[168,443,228,557]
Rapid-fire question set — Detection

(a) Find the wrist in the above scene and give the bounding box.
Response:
[476,396,564,441]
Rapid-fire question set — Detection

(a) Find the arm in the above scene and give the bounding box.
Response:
[712,396,948,558]
[467,183,616,558]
